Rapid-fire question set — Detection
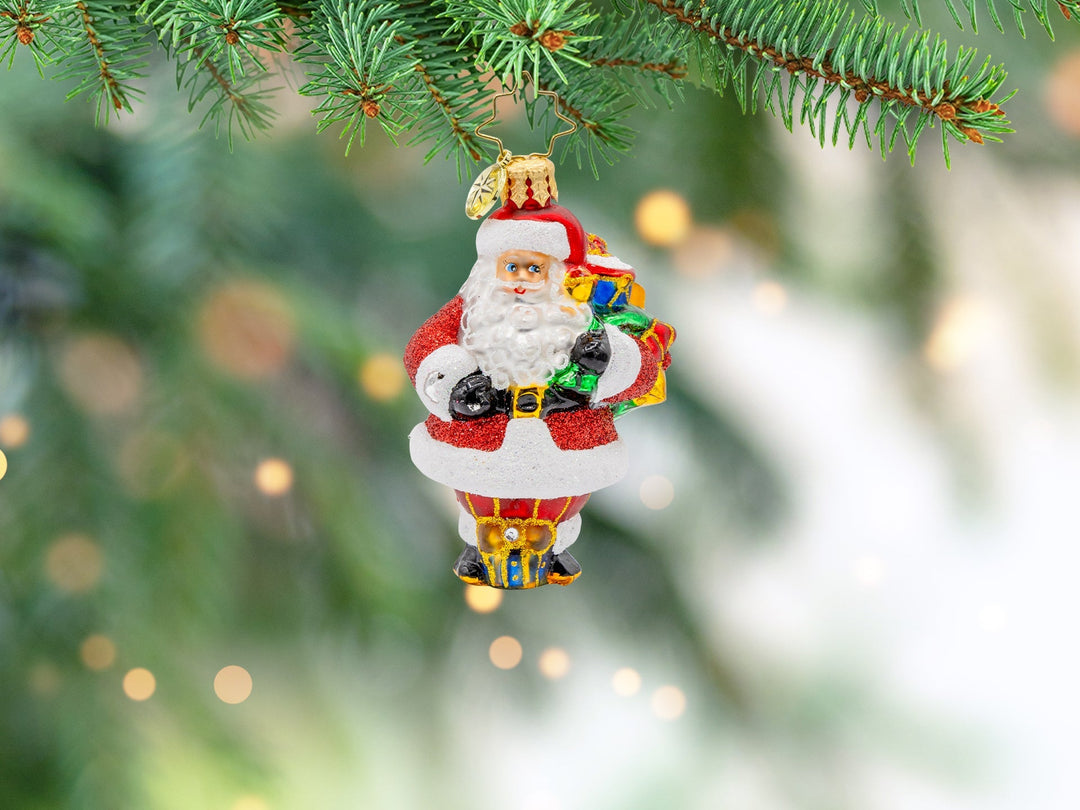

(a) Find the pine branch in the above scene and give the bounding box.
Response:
[140,0,283,146]
[643,0,1011,164]
[61,1,146,118]
[0,0,1051,166]
[0,1,62,71]
[15,1,151,123]
[296,0,419,154]
[394,4,494,167]
[442,0,602,82]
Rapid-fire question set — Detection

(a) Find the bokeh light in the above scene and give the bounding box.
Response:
[0,413,30,447]
[612,667,642,697]
[753,280,788,314]
[232,796,271,810]
[57,333,143,415]
[214,665,254,704]
[197,280,296,379]
[1045,50,1080,136]
[489,635,523,670]
[635,190,692,247]
[639,475,675,510]
[45,534,104,594]
[924,297,991,371]
[672,226,735,278]
[80,635,117,671]
[464,584,503,613]
[851,556,885,588]
[359,353,406,401]
[650,685,687,720]
[122,668,156,701]
[537,647,571,680]
[0,449,6,482]
[254,458,294,497]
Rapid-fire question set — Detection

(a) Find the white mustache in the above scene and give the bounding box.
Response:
[501,279,546,292]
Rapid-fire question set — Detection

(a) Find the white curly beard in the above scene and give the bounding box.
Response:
[459,258,593,390]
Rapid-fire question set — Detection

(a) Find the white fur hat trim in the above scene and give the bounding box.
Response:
[476,218,571,261]
[588,253,633,272]
[410,417,627,498]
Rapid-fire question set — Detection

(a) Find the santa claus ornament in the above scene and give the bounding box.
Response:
[403,89,675,589]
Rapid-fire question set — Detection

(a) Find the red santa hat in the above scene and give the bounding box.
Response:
[475,156,586,266]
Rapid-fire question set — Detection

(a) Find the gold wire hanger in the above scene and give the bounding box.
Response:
[466,73,577,219]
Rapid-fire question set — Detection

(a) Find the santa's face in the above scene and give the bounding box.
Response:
[495,249,552,298]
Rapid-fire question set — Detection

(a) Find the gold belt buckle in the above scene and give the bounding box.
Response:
[510,385,545,418]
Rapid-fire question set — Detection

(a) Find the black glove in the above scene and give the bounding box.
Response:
[449,371,500,420]
[570,328,610,375]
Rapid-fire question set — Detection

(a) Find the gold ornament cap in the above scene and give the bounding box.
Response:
[502,155,558,209]
[466,154,560,219]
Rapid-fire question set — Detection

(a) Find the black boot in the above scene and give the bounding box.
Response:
[547,551,581,586]
[453,545,487,586]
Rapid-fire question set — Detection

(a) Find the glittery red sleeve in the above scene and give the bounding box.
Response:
[403,296,464,384]
[602,335,661,404]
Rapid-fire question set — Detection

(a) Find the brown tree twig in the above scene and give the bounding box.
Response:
[394,34,484,160]
[74,1,125,110]
[591,56,687,81]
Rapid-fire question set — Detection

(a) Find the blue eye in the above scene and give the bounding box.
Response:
[505,262,517,273]
[528,264,541,274]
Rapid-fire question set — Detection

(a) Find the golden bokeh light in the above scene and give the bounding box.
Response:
[57,333,143,416]
[122,667,156,701]
[0,413,30,447]
[650,685,687,720]
[232,796,271,810]
[489,635,523,670]
[924,297,991,372]
[464,584,503,613]
[214,665,254,704]
[0,449,6,482]
[254,458,294,497]
[538,647,571,680]
[635,190,692,247]
[117,430,189,500]
[45,533,104,594]
[672,226,735,278]
[753,281,788,314]
[197,280,296,379]
[612,667,642,697]
[80,634,117,671]
[359,353,406,402]
[639,475,674,511]
[1045,51,1080,137]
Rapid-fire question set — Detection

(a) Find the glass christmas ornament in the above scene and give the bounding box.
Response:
[403,88,675,589]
